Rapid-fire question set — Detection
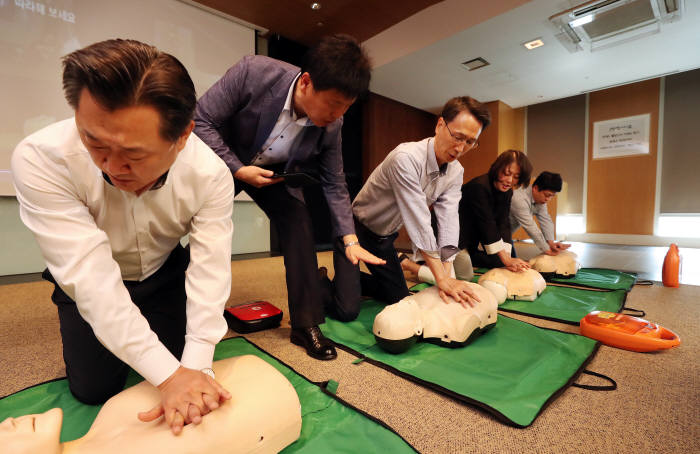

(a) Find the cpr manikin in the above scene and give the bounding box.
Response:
[0,355,302,454]
[477,268,546,304]
[373,284,498,353]
[529,250,581,278]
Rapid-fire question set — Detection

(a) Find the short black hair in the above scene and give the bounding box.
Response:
[488,150,533,188]
[301,34,371,99]
[62,39,196,142]
[533,171,563,192]
[441,96,491,130]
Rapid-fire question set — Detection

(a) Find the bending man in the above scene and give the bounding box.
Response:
[194,34,384,361]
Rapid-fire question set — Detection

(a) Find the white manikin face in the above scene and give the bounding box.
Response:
[529,251,581,276]
[373,284,498,352]
[477,268,547,304]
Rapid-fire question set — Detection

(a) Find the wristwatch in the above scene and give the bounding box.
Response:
[344,241,359,248]
[200,367,215,379]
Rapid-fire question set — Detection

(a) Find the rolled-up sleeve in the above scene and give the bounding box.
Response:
[432,167,463,262]
[386,152,440,255]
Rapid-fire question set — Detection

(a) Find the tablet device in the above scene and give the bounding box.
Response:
[272,172,320,187]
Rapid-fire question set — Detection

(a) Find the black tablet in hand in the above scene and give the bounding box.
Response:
[272,172,320,187]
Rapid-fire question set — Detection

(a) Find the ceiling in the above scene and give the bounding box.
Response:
[194,0,700,112]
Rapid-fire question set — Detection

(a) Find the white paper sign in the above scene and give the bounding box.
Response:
[593,114,651,159]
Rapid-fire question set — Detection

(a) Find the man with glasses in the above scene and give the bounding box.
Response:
[320,97,491,319]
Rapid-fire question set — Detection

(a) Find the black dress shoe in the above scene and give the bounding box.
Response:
[290,326,337,360]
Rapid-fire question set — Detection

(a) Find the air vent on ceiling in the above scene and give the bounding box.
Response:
[461,57,490,71]
[549,0,683,52]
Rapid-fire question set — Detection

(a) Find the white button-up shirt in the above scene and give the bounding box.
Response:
[11,118,234,386]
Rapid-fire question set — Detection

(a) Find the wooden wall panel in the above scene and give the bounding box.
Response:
[361,92,436,181]
[586,79,659,235]
[526,95,586,214]
[459,100,499,183]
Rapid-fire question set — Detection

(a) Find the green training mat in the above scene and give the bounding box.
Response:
[474,267,636,291]
[321,300,598,427]
[548,268,636,290]
[0,337,416,453]
[498,285,628,324]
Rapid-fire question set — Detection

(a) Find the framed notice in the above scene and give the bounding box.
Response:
[592,114,651,159]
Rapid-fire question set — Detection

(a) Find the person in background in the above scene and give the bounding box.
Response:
[510,171,570,256]
[459,150,533,271]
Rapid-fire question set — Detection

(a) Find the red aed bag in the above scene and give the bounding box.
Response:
[580,311,680,352]
[224,301,283,334]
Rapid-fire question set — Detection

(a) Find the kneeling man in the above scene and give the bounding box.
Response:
[323,96,491,319]
[12,39,234,435]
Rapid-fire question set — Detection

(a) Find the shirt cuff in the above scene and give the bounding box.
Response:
[483,239,507,255]
[136,345,181,387]
[440,245,459,262]
[180,339,216,372]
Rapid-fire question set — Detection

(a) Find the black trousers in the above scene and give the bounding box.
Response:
[468,241,516,268]
[43,245,189,405]
[236,180,324,329]
[321,218,410,321]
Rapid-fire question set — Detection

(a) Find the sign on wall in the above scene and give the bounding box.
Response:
[592,113,651,159]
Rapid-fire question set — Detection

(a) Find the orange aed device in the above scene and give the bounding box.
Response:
[580,311,680,352]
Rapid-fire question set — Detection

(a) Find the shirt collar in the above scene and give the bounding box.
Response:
[102,171,169,192]
[285,73,313,127]
[426,138,448,177]
[526,185,535,204]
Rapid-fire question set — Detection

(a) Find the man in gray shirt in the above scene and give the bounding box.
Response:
[510,171,570,255]
[320,97,491,320]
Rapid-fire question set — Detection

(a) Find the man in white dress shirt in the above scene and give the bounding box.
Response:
[11,39,234,436]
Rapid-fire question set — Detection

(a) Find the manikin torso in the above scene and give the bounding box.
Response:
[373,283,498,352]
[529,251,581,277]
[477,268,547,304]
[1,355,302,454]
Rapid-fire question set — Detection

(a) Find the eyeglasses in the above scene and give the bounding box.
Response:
[443,118,479,148]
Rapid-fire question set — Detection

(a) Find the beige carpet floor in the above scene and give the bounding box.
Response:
[1,251,697,454]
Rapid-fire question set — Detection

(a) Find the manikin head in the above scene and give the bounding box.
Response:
[433,96,491,166]
[373,284,498,354]
[0,408,62,454]
[532,171,563,205]
[63,39,196,195]
[293,34,371,127]
[488,150,533,193]
[477,268,547,304]
[529,250,580,278]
